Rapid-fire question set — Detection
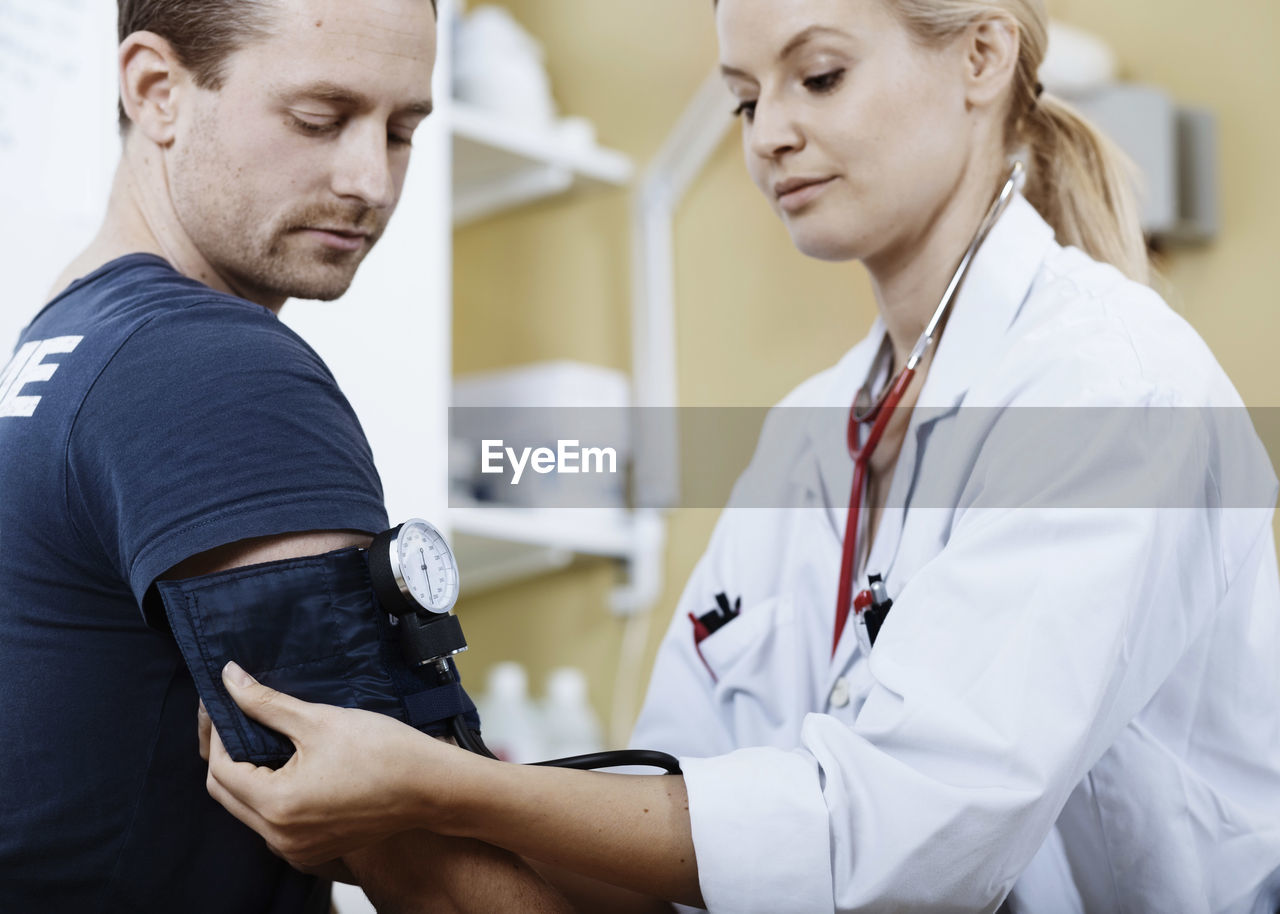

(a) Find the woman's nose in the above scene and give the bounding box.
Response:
[748,98,804,161]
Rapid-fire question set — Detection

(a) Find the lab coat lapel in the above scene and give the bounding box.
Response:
[914,194,1058,412]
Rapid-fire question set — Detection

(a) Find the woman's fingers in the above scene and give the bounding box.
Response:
[206,723,336,865]
[202,670,464,864]
[197,700,212,762]
[206,725,274,836]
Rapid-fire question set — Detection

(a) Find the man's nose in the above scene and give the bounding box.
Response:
[331,122,397,210]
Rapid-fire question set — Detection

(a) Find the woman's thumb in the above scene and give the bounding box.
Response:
[222,661,309,734]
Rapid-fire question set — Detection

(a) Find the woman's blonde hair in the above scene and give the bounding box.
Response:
[888,0,1151,284]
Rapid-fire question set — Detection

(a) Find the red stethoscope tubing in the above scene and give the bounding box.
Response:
[831,364,917,656]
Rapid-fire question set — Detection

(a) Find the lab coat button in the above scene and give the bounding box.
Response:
[829,678,850,708]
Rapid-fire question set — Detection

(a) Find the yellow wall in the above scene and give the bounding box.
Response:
[452,0,1280,737]
[1048,0,1280,404]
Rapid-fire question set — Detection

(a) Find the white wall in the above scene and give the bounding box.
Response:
[0,0,120,353]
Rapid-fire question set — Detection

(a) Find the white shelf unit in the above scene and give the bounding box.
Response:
[450,499,666,613]
[452,102,633,225]
[442,2,664,616]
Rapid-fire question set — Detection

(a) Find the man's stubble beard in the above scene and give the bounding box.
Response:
[169,114,388,304]
[256,219,383,302]
[212,198,387,304]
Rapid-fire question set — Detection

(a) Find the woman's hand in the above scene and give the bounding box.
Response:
[204,661,701,908]
[205,661,471,867]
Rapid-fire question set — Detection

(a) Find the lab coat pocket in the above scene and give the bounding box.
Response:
[699,594,808,748]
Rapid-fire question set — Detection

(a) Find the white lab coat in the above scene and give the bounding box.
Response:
[631,195,1280,914]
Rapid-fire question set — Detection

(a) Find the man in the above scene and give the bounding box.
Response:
[0,1,568,910]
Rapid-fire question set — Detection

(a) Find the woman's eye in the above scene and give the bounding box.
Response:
[731,100,757,122]
[803,69,846,93]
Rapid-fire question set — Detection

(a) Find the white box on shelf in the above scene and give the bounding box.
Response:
[451,361,632,509]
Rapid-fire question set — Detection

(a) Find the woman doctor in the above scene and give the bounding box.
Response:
[205,0,1280,910]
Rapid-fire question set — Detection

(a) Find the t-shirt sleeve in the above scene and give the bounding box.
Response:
[66,302,389,618]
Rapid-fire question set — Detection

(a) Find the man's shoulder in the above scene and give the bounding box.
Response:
[31,254,327,394]
[33,253,306,353]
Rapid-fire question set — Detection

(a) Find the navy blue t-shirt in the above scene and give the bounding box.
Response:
[0,254,388,911]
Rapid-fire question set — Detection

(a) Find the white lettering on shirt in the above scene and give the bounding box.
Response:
[0,336,84,418]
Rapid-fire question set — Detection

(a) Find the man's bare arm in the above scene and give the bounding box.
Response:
[344,831,573,914]
[530,861,677,914]
[160,530,373,579]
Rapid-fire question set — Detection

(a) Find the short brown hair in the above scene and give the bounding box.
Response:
[117,0,278,128]
[116,0,437,130]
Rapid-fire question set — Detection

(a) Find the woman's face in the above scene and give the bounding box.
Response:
[717,0,976,264]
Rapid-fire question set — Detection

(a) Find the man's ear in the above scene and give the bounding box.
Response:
[119,31,185,145]
[961,15,1020,109]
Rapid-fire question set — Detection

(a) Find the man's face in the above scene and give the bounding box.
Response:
[167,0,437,304]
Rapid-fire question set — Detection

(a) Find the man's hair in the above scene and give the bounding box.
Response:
[116,0,437,130]
[117,0,278,129]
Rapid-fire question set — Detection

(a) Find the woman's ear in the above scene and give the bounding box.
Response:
[962,15,1020,109]
[119,31,185,145]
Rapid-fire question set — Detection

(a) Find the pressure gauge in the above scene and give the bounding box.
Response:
[369,519,460,616]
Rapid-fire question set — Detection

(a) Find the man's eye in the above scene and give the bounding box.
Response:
[731,100,757,122]
[291,116,340,135]
[803,69,846,93]
[388,132,415,148]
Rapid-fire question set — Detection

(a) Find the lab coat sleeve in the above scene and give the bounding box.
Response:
[679,380,1277,913]
[632,523,837,912]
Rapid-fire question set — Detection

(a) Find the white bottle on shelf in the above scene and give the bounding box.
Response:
[540,667,604,760]
[475,662,545,763]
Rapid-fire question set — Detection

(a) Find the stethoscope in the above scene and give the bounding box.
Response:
[831,162,1027,656]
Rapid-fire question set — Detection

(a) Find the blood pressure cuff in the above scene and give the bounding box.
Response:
[154,547,479,767]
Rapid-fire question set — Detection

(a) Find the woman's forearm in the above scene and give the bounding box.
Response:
[207,667,701,908]
[429,751,705,909]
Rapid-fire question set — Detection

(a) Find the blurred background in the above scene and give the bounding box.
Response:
[2,0,1278,756]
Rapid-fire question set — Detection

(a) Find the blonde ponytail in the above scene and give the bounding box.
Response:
[888,0,1152,285]
[1021,92,1150,284]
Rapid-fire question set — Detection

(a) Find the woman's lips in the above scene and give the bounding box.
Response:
[776,177,837,213]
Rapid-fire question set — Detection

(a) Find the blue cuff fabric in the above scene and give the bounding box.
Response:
[155,548,479,766]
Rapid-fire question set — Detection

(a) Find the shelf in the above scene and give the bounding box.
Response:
[451,102,634,226]
[446,96,661,614]
[448,499,665,614]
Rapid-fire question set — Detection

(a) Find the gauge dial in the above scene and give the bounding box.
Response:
[393,519,459,613]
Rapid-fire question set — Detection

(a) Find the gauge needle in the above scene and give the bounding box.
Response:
[419,548,433,594]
